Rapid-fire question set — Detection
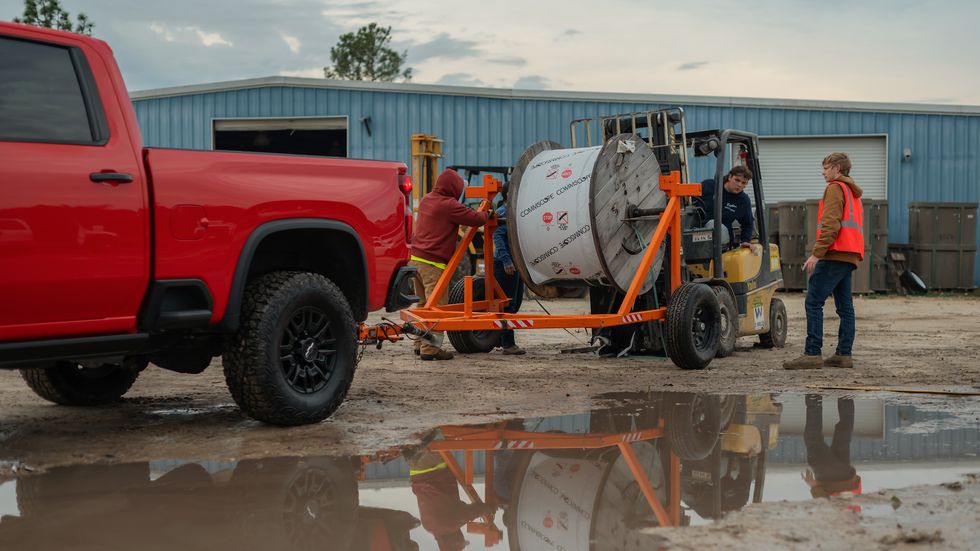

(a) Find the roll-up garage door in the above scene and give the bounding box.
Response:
[758,136,887,203]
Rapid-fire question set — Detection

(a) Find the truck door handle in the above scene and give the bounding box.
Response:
[90,172,134,184]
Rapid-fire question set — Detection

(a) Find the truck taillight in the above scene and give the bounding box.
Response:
[401,175,413,244]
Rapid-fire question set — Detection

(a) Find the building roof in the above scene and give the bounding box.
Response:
[130,76,980,117]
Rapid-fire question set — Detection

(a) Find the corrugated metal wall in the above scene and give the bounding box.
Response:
[132,86,980,283]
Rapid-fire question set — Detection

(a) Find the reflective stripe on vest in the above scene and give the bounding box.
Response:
[409,462,448,476]
[816,181,864,258]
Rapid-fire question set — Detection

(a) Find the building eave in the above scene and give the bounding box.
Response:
[130,76,980,117]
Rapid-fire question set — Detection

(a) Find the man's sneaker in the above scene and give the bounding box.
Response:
[501,345,526,356]
[420,349,454,361]
[783,355,824,370]
[824,355,854,368]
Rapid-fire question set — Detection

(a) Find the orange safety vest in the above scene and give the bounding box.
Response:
[816,181,864,260]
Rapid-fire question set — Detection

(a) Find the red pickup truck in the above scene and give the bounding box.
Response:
[0,23,417,425]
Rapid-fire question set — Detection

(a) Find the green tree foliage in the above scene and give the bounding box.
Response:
[13,0,93,35]
[323,23,412,82]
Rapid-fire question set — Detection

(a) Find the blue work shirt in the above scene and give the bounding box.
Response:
[493,204,514,268]
[698,178,755,244]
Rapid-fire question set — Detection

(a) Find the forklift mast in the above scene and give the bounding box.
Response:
[410,133,443,206]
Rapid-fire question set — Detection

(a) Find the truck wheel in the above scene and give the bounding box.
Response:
[758,297,787,349]
[232,457,358,549]
[664,283,720,370]
[712,287,737,358]
[19,360,143,406]
[446,277,500,353]
[223,271,357,426]
[665,393,724,460]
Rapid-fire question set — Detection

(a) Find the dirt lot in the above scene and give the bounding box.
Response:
[2,293,980,549]
[1,293,979,473]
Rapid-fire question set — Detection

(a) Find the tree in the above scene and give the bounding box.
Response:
[323,23,412,82]
[12,0,93,35]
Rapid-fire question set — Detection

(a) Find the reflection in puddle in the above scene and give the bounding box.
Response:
[1,392,978,550]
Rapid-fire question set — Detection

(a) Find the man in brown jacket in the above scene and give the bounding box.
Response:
[410,169,490,360]
[784,153,864,370]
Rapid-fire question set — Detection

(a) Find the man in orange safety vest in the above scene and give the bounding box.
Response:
[784,152,864,370]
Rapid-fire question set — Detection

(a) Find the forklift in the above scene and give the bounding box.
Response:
[572,110,788,358]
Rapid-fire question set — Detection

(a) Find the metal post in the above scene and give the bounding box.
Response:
[618,197,679,315]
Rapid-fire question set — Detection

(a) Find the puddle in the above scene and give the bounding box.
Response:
[1,391,978,550]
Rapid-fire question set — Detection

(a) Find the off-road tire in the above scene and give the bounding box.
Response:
[223,271,357,426]
[664,283,720,370]
[758,297,788,349]
[446,277,500,353]
[665,393,724,461]
[712,287,737,358]
[19,360,143,406]
[232,456,359,549]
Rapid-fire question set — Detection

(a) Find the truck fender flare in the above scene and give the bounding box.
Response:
[217,218,368,331]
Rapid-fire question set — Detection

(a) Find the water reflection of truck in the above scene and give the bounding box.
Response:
[3,457,417,551]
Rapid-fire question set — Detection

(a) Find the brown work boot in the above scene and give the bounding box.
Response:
[824,355,854,368]
[420,349,454,361]
[501,345,526,356]
[783,354,824,370]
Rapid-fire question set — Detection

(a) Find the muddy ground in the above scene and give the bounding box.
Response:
[2,293,978,472]
[2,293,980,549]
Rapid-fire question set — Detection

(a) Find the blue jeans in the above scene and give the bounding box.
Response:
[493,260,525,348]
[805,260,856,356]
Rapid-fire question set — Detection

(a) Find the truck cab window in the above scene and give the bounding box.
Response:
[0,37,95,143]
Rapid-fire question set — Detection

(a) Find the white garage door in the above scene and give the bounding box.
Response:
[758,136,887,203]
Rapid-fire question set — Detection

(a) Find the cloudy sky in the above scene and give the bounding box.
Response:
[4,0,979,104]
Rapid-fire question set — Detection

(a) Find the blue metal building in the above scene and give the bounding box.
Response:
[130,77,980,283]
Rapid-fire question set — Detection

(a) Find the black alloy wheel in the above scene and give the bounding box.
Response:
[280,307,337,394]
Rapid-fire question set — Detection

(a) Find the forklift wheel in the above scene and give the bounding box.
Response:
[758,297,787,349]
[447,277,500,353]
[664,283,720,370]
[712,287,737,358]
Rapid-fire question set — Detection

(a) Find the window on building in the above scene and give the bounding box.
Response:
[0,37,98,144]
[213,117,348,157]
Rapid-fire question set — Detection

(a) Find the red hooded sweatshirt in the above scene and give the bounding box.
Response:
[411,169,489,265]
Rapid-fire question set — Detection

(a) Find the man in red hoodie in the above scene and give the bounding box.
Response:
[411,169,490,360]
[784,153,864,370]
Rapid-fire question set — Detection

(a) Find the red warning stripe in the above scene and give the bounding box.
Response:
[495,320,535,329]
[621,313,643,323]
[494,440,535,449]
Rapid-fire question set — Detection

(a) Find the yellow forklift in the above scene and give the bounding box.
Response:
[573,113,788,358]
[683,129,788,356]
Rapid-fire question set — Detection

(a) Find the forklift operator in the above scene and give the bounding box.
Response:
[697,166,755,248]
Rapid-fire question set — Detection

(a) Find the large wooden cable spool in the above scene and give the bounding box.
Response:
[507,133,667,296]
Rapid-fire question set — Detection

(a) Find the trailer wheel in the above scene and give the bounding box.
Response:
[758,297,787,349]
[223,271,357,426]
[664,283,720,370]
[665,393,724,460]
[446,277,500,353]
[20,359,144,406]
[712,287,737,358]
